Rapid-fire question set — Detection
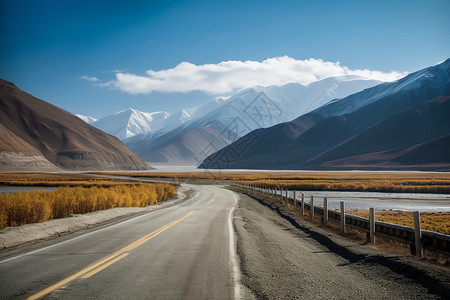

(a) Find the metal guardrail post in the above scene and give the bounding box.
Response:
[414,211,423,258]
[369,208,375,244]
[340,201,346,234]
[310,196,314,221]
[323,197,328,226]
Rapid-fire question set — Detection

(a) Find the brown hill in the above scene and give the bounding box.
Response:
[311,96,450,170]
[0,79,151,171]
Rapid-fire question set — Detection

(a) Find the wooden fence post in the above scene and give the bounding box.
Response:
[414,211,423,258]
[293,191,297,209]
[301,193,304,215]
[323,197,328,226]
[340,201,346,234]
[310,196,314,221]
[369,208,375,244]
[285,189,288,205]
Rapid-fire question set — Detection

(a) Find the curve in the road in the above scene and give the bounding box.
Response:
[0,185,241,300]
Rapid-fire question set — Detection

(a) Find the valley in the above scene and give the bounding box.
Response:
[2,2,449,299]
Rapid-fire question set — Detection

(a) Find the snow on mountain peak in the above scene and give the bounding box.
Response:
[92,108,170,140]
[76,114,97,124]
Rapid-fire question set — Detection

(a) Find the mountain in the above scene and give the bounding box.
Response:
[200,59,450,170]
[76,114,97,124]
[130,127,232,165]
[91,98,226,142]
[92,108,170,140]
[152,97,227,136]
[125,76,381,165]
[0,79,151,171]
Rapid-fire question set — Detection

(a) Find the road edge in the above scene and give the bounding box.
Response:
[0,185,197,261]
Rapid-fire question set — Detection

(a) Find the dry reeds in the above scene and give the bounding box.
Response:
[350,211,450,235]
[94,171,450,194]
[0,183,176,229]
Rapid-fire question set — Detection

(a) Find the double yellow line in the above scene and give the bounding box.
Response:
[27,210,196,300]
[205,192,217,205]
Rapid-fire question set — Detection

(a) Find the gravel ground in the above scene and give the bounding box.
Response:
[233,190,450,300]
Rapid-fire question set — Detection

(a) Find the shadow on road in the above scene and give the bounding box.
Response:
[240,190,450,299]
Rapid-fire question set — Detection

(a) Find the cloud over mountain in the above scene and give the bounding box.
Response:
[104,56,407,95]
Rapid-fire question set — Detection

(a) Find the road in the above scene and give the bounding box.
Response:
[0,185,242,300]
[235,190,450,299]
[2,184,450,300]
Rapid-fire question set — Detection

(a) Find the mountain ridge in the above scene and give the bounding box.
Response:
[200,59,450,170]
[0,79,151,171]
[122,76,382,165]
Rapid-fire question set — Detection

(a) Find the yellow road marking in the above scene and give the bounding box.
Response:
[26,252,123,300]
[81,252,129,279]
[206,193,217,205]
[27,210,196,300]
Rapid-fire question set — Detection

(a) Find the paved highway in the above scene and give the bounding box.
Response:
[0,185,241,300]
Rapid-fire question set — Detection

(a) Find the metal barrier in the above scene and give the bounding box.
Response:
[232,183,450,257]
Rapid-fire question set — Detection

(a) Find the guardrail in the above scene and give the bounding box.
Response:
[231,183,450,257]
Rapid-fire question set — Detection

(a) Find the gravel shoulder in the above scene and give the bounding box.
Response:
[0,185,195,259]
[233,189,450,300]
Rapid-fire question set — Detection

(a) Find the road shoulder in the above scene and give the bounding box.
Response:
[0,185,196,259]
[233,189,450,299]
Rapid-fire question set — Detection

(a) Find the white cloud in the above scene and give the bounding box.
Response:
[81,75,100,82]
[105,56,407,95]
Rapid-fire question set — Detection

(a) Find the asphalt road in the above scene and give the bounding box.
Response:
[2,184,450,300]
[235,190,450,300]
[0,185,242,300]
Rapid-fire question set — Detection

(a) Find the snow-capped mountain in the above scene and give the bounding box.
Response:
[200,58,450,170]
[124,76,382,165]
[155,98,226,136]
[181,75,382,138]
[92,98,227,141]
[76,114,97,124]
[92,108,169,140]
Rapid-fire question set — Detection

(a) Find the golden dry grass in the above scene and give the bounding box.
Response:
[0,173,176,229]
[0,173,135,187]
[0,183,176,229]
[94,171,450,194]
[349,210,450,235]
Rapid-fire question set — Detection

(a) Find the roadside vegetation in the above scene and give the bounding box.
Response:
[95,171,450,194]
[0,173,140,187]
[0,173,176,229]
[349,210,450,235]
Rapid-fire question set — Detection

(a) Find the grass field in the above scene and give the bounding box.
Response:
[0,173,176,229]
[0,173,141,187]
[2,172,449,234]
[94,171,450,194]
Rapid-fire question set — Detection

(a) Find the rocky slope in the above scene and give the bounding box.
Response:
[0,79,151,171]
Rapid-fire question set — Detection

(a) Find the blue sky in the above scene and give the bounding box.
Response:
[1,0,449,118]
